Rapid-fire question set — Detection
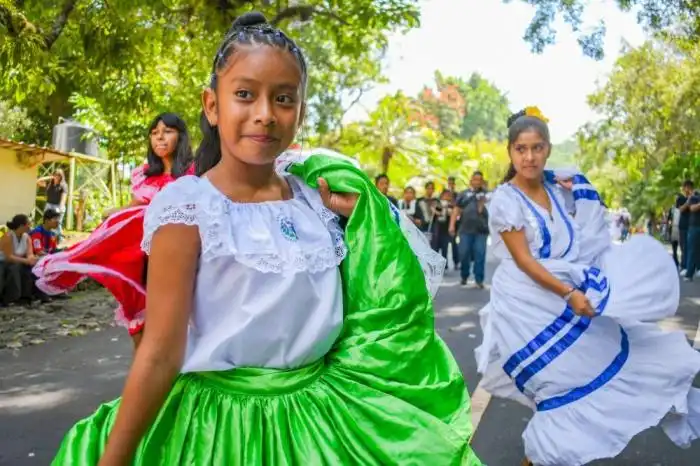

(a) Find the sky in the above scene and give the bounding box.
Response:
[347,0,648,143]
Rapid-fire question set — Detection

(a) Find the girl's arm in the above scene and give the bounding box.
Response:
[501,229,594,317]
[102,198,145,219]
[98,223,200,466]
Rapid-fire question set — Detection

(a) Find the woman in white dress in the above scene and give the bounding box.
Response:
[476,107,700,465]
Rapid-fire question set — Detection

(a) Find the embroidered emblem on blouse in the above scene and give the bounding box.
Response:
[278,214,298,241]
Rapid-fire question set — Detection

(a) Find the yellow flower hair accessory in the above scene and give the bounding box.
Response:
[524,106,549,123]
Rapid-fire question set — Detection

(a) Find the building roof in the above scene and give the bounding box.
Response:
[0,137,111,166]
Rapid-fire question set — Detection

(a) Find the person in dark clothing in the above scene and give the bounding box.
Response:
[676,180,694,271]
[446,176,460,269]
[37,169,68,240]
[670,205,681,268]
[449,171,489,288]
[0,214,48,306]
[684,188,700,281]
[398,186,425,228]
[432,190,454,260]
[374,173,398,207]
[417,181,439,235]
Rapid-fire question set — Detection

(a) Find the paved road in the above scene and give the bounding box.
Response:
[1,262,699,465]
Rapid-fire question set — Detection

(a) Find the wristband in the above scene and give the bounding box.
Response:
[562,287,576,302]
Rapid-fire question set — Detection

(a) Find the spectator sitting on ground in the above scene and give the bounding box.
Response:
[31,209,61,257]
[30,210,70,300]
[0,214,49,306]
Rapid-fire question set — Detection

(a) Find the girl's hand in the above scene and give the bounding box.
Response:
[318,178,358,218]
[567,290,595,317]
[557,178,574,191]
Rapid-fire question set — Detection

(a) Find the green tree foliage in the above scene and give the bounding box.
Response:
[414,71,466,140]
[503,0,700,59]
[549,138,578,168]
[0,0,419,162]
[0,99,32,139]
[327,92,430,176]
[413,72,510,141]
[576,38,700,216]
[457,73,511,140]
[323,90,511,192]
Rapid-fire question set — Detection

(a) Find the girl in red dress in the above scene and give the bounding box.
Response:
[34,113,194,347]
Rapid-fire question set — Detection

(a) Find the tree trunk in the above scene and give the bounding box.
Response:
[381,147,393,173]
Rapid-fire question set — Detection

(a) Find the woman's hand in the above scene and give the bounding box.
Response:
[567,290,595,317]
[317,178,358,218]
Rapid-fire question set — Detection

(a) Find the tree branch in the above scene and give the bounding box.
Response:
[44,0,79,50]
[328,87,370,145]
[270,5,347,26]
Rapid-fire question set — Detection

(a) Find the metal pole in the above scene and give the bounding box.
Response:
[110,161,117,205]
[66,157,76,230]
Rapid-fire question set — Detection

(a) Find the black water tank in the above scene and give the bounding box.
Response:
[52,119,99,157]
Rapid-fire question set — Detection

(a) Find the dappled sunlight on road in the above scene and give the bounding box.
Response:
[0,384,78,414]
[435,304,479,317]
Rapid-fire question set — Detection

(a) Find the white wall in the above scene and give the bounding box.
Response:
[0,148,39,224]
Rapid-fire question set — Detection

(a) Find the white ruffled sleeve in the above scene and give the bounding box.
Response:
[396,209,446,298]
[488,187,526,234]
[141,176,200,254]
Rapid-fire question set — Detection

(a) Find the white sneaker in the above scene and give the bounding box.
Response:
[680,269,687,276]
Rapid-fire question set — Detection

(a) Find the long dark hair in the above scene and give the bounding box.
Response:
[503,109,551,183]
[195,11,309,176]
[144,112,193,178]
[6,214,30,231]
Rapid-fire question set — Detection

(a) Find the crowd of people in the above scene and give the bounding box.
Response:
[669,180,700,281]
[375,172,491,288]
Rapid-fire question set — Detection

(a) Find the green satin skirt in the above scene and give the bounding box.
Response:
[52,152,482,465]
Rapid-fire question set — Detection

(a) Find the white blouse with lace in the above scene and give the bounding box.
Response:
[141,174,346,373]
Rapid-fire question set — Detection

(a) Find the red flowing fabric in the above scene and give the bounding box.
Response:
[34,164,193,335]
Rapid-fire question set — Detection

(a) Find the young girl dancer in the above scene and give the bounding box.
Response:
[476,108,700,466]
[51,12,481,466]
[34,113,194,346]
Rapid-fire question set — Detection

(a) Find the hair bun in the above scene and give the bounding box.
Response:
[507,109,526,128]
[232,11,268,29]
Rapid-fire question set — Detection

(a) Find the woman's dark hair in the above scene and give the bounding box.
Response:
[195,11,309,176]
[6,214,30,230]
[144,112,193,178]
[503,109,551,183]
